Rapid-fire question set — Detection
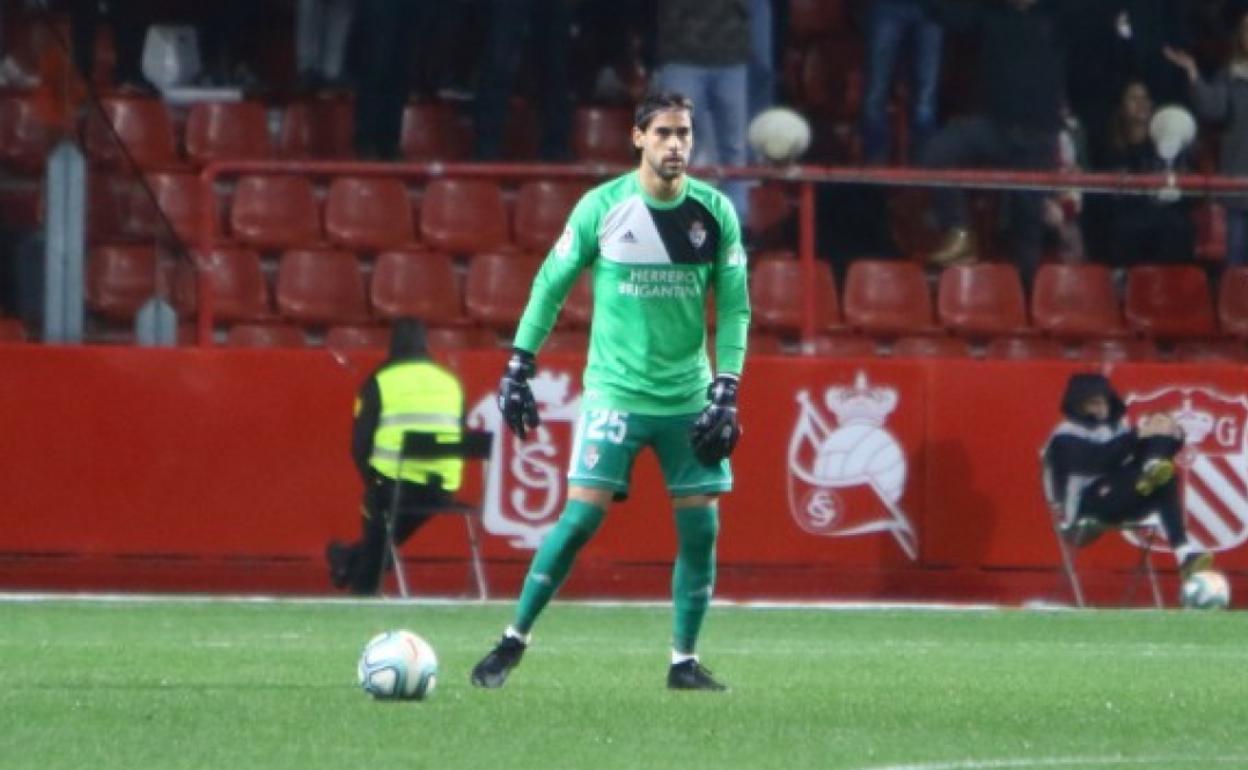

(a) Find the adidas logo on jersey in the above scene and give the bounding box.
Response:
[619,230,638,244]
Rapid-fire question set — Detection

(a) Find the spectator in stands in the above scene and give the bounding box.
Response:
[748,0,776,130]
[1165,11,1248,267]
[295,0,354,91]
[353,0,425,160]
[1083,79,1195,266]
[326,318,465,596]
[656,0,751,222]
[860,0,943,165]
[473,0,573,162]
[1044,106,1088,263]
[921,0,1078,285]
[1042,372,1212,579]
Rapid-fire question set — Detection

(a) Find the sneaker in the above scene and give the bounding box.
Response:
[1135,459,1175,496]
[325,541,351,589]
[1180,551,1214,580]
[1059,517,1106,547]
[470,635,526,688]
[667,660,728,691]
[928,228,977,266]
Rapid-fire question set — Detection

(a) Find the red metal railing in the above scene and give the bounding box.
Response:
[197,160,1248,348]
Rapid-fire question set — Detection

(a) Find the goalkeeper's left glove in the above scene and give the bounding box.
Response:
[690,375,743,466]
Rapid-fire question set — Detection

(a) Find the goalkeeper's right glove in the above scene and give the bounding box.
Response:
[497,348,541,439]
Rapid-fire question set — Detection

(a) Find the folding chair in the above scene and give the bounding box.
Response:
[382,430,493,600]
[1041,460,1163,608]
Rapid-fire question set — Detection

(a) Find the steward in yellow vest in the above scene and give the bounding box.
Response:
[326,318,464,594]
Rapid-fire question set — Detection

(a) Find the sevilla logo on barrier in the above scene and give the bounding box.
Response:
[786,371,917,559]
[1126,384,1248,553]
[467,370,581,549]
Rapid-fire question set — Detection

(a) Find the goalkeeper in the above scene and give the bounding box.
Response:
[470,91,751,692]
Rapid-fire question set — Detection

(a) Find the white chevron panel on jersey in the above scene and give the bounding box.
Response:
[598,196,671,265]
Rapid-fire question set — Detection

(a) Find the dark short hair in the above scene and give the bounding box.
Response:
[389,316,429,360]
[634,91,694,131]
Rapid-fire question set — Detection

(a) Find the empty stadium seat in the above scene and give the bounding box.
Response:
[1218,266,1248,339]
[0,93,55,174]
[892,334,971,358]
[325,176,415,251]
[1076,337,1160,362]
[426,325,494,351]
[0,317,27,342]
[1030,263,1126,339]
[813,334,876,358]
[275,249,369,325]
[572,107,635,165]
[226,323,307,347]
[193,247,271,322]
[279,98,354,159]
[230,175,322,249]
[747,184,796,249]
[513,180,586,253]
[88,173,129,241]
[984,335,1066,360]
[87,244,193,320]
[370,250,466,324]
[185,101,272,165]
[465,252,544,330]
[1124,265,1216,339]
[750,259,843,333]
[325,324,390,351]
[843,259,937,334]
[123,172,202,243]
[420,179,509,253]
[937,263,1030,337]
[84,96,180,169]
[400,102,469,161]
[1173,339,1248,363]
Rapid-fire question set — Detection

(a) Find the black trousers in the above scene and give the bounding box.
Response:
[342,476,452,595]
[1076,437,1187,549]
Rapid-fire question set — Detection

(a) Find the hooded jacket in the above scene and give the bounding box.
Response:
[1041,374,1137,517]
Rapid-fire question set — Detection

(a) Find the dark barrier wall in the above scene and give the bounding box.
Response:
[1,345,1244,605]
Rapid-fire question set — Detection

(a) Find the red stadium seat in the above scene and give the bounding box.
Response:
[572,107,635,165]
[1218,266,1248,339]
[1076,337,1160,362]
[226,323,307,348]
[747,184,796,249]
[427,325,494,351]
[87,173,129,242]
[465,252,543,330]
[185,101,272,165]
[420,179,509,253]
[561,273,593,329]
[892,334,971,358]
[1194,201,1227,262]
[813,334,876,357]
[1172,339,1248,363]
[279,98,354,159]
[400,102,470,161]
[0,93,56,174]
[370,250,466,324]
[1123,265,1216,339]
[750,259,843,333]
[843,259,937,334]
[122,172,202,244]
[0,317,28,342]
[325,176,415,251]
[937,263,1030,337]
[1030,263,1127,339]
[513,180,586,253]
[789,0,845,41]
[326,324,391,351]
[275,249,369,325]
[87,244,191,320]
[230,175,322,249]
[193,248,271,322]
[84,96,180,169]
[984,335,1067,360]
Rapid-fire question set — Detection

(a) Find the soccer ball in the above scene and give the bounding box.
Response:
[357,629,438,700]
[1180,570,1231,610]
[748,107,812,165]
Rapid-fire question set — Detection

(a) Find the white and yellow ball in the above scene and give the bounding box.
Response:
[748,107,812,165]
[357,629,438,700]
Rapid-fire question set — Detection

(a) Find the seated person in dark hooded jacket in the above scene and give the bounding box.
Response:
[1042,373,1212,578]
[326,317,464,595]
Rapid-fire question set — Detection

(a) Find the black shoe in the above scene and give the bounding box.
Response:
[470,635,526,688]
[325,541,351,589]
[667,659,728,691]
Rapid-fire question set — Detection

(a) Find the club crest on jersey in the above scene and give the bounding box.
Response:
[1125,383,1248,554]
[688,220,707,249]
[467,371,581,549]
[786,371,917,559]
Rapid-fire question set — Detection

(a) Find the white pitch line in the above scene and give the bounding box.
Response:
[857,755,1248,770]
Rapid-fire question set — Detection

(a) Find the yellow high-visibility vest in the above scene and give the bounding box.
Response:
[369,361,464,490]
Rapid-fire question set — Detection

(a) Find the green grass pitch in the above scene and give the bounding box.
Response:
[2,598,1246,770]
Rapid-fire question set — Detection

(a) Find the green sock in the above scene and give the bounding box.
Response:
[672,504,719,654]
[512,499,605,633]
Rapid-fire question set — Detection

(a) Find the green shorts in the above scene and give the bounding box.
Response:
[567,408,733,498]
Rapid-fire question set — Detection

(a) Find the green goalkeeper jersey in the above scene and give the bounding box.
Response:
[513,171,751,415]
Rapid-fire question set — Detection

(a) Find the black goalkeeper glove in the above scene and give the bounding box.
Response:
[497,348,541,439]
[690,375,742,466]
